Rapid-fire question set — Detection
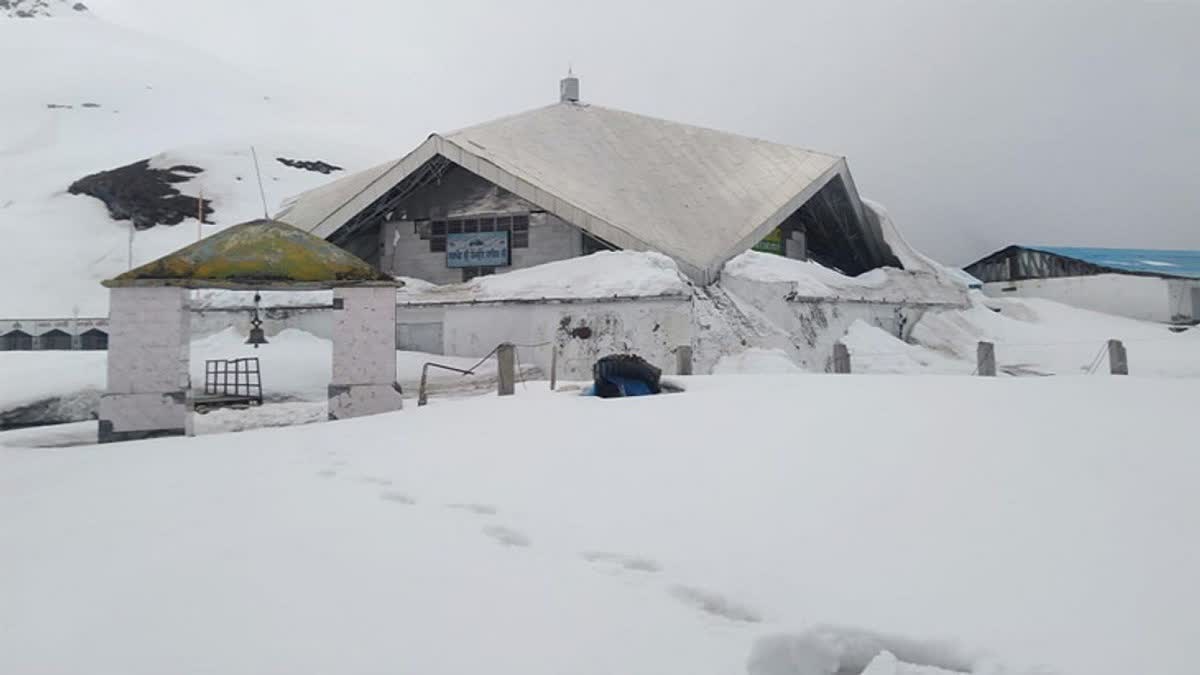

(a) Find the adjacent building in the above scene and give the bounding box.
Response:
[965,245,1200,324]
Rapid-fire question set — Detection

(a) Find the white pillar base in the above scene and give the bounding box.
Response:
[329,286,402,421]
[99,286,191,444]
[98,392,192,443]
[328,383,404,421]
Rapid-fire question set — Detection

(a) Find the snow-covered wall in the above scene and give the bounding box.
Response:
[980,274,1197,323]
[397,296,693,381]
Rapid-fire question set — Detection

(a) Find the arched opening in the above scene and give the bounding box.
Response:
[80,328,109,350]
[39,329,73,350]
[1,330,33,351]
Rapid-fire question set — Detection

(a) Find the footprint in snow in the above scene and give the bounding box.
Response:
[669,584,761,623]
[379,490,416,505]
[447,502,499,516]
[580,551,662,573]
[482,525,531,547]
[316,469,338,478]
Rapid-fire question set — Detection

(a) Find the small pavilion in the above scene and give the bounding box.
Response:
[98,219,403,444]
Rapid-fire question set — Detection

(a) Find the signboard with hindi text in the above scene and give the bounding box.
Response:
[446,231,511,268]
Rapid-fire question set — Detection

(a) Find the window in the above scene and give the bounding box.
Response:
[39,329,73,350]
[0,330,33,351]
[80,329,108,350]
[512,215,529,249]
[430,214,529,253]
[429,221,447,252]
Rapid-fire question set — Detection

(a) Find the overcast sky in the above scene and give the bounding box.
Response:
[89,0,1199,265]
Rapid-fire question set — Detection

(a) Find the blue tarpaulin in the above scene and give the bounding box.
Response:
[1029,247,1200,280]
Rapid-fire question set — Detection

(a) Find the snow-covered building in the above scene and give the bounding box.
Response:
[271,75,969,376]
[965,245,1200,324]
[277,75,909,286]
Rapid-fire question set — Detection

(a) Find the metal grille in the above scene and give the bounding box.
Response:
[203,358,263,405]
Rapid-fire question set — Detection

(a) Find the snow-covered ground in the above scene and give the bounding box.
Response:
[2,374,1197,675]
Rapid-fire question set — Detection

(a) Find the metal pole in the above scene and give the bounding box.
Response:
[549,345,558,391]
[418,364,431,406]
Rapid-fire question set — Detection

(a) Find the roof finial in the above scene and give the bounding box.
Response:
[560,67,580,104]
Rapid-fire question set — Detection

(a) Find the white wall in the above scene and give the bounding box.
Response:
[397,297,693,381]
[381,212,583,285]
[980,274,1176,323]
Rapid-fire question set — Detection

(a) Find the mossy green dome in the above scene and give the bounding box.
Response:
[104,219,394,290]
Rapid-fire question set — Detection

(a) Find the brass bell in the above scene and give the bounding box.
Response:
[245,324,268,348]
[245,292,269,348]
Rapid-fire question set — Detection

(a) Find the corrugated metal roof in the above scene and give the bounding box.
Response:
[277,101,894,283]
[1028,246,1200,280]
[103,219,394,290]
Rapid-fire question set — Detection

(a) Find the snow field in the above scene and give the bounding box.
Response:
[3,374,1197,675]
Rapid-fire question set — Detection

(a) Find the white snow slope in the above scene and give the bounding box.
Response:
[0,12,385,318]
[2,375,1196,675]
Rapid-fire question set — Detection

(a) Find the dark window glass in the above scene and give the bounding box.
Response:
[80,329,108,350]
[496,216,511,232]
[430,238,446,253]
[40,330,72,350]
[462,219,478,233]
[512,215,529,231]
[1,330,33,351]
[479,217,494,232]
[448,221,463,234]
[431,221,446,236]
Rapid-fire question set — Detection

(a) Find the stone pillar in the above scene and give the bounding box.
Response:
[785,229,807,260]
[977,341,997,376]
[675,345,693,375]
[329,286,404,420]
[1108,339,1128,375]
[497,343,516,397]
[98,286,191,443]
[832,342,851,374]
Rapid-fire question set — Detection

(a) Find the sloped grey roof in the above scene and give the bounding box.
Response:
[277,101,882,283]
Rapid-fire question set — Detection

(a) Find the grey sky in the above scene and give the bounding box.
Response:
[90,0,1199,265]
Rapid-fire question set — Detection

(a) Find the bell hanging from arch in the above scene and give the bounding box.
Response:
[245,293,269,348]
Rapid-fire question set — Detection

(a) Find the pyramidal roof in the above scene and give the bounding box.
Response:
[277,100,889,282]
[103,219,394,290]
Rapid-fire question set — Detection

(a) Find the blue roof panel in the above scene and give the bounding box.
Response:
[1028,246,1200,280]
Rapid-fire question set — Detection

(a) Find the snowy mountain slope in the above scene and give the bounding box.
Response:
[0,12,388,317]
[0,0,88,18]
[3,375,1197,675]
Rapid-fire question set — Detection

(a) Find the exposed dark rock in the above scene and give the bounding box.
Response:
[276,157,344,174]
[0,390,99,430]
[46,103,73,109]
[81,102,101,108]
[73,2,86,10]
[69,159,213,230]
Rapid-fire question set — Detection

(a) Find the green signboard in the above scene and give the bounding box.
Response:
[753,228,784,255]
